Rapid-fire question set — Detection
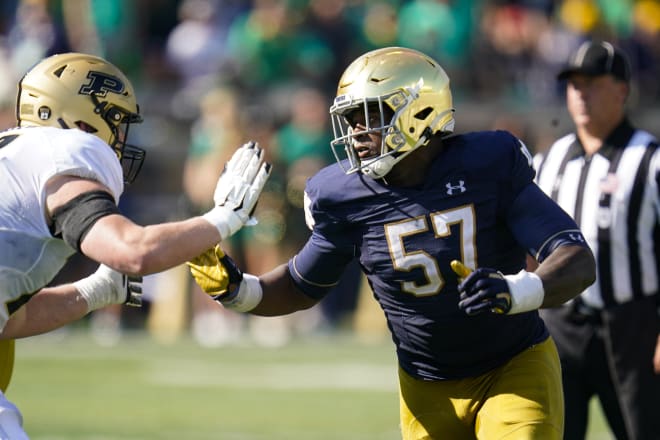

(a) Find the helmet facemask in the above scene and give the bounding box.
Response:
[331,92,409,178]
[89,93,145,184]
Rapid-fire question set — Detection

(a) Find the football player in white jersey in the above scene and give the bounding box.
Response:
[0,52,270,437]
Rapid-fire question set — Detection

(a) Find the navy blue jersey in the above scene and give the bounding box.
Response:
[288,130,585,380]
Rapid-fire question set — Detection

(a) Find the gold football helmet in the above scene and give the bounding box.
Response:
[16,52,146,183]
[330,47,454,178]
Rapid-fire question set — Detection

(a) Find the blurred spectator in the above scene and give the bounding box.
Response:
[4,0,69,77]
[182,86,245,208]
[397,0,473,69]
[224,0,335,98]
[165,0,245,118]
[351,1,399,53]
[621,0,660,105]
[299,0,358,95]
[469,2,563,105]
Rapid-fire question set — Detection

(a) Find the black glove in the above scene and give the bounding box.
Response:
[456,267,511,316]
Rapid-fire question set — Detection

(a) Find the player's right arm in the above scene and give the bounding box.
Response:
[190,178,354,316]
[187,246,323,316]
[193,234,352,317]
[192,261,324,317]
[252,263,320,316]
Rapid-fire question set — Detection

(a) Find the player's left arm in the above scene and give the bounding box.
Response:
[0,285,89,339]
[0,265,141,339]
[453,242,594,316]
[453,136,596,316]
[453,186,595,316]
[507,182,596,308]
[531,241,595,307]
[189,184,354,316]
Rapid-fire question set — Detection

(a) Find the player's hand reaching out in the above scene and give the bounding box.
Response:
[203,141,272,241]
[451,260,545,316]
[187,245,237,297]
[187,245,262,313]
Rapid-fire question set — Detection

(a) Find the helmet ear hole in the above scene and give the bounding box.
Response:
[414,107,433,120]
[106,107,123,124]
[75,121,98,133]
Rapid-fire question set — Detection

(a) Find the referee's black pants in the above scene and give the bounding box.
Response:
[540,296,660,440]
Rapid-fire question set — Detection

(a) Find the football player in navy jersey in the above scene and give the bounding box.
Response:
[190,47,596,439]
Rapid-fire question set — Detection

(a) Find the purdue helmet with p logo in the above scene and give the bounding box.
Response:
[330,47,455,179]
[16,53,146,183]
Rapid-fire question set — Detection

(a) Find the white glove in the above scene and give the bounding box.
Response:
[203,141,272,241]
[73,265,143,313]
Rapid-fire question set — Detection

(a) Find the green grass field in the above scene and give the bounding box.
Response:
[8,328,612,439]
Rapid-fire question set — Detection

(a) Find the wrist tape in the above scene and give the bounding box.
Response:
[73,274,114,313]
[218,274,263,313]
[504,270,545,314]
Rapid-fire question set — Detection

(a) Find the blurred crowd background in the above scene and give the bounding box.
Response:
[1,0,659,347]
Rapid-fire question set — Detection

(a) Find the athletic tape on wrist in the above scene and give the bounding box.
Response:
[219,274,263,312]
[73,275,114,313]
[504,270,545,314]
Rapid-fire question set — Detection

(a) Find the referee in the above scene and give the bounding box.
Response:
[534,40,660,440]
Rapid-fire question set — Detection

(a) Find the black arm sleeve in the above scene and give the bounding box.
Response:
[49,190,120,252]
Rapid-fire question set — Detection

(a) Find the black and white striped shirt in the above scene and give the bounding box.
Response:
[535,119,659,309]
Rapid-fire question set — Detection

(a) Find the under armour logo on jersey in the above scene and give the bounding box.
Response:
[568,232,586,243]
[446,180,466,195]
[79,71,126,97]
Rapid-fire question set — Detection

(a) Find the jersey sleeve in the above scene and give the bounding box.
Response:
[288,231,355,299]
[489,131,589,262]
[504,134,536,195]
[287,183,356,299]
[507,182,588,262]
[51,129,124,202]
